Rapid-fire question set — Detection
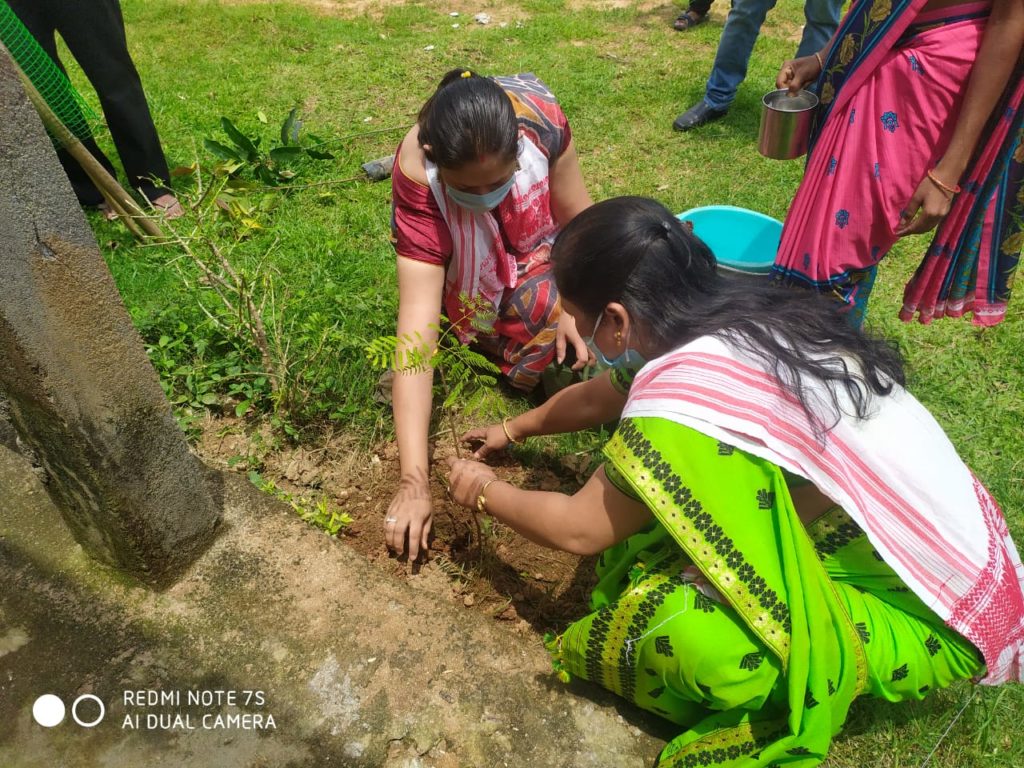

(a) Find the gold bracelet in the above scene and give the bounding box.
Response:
[476,478,499,515]
[926,168,961,197]
[813,51,824,72]
[501,417,522,445]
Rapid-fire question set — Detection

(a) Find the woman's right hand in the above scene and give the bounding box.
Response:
[461,424,510,460]
[776,55,822,94]
[384,480,433,561]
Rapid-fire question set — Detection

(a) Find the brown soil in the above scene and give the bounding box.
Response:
[196,414,599,638]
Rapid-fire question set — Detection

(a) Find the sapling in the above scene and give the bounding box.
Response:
[365,296,500,458]
[366,297,502,551]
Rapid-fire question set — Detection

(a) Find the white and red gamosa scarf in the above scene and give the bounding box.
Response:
[425,135,557,343]
[623,335,1024,684]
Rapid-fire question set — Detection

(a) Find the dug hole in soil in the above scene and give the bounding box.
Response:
[198,414,599,638]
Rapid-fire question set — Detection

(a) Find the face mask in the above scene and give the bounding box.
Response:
[584,314,646,372]
[446,174,516,213]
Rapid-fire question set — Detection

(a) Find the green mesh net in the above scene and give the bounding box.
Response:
[0,2,102,143]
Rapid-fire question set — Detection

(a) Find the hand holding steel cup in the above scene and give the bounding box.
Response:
[758,89,819,160]
[776,54,823,94]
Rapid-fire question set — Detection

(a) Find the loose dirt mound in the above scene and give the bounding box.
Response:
[197,415,601,637]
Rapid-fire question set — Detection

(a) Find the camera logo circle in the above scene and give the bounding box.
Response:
[32,694,105,728]
[72,694,105,727]
[32,695,65,727]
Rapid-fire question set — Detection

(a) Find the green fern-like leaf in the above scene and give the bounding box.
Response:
[364,331,438,374]
[366,308,505,452]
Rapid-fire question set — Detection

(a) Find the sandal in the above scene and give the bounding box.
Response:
[673,10,707,31]
[96,202,119,221]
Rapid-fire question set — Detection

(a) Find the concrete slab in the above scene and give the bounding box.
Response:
[0,48,219,582]
[0,446,669,767]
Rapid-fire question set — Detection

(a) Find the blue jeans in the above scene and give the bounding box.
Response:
[703,0,842,111]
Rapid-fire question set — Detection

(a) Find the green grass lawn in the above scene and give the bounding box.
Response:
[59,0,1024,764]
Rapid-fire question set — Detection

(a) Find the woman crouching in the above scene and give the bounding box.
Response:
[447,196,1024,767]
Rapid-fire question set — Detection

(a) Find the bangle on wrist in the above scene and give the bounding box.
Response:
[501,417,522,445]
[926,168,961,197]
[813,51,824,73]
[476,478,499,515]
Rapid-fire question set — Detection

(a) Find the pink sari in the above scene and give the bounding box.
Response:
[900,72,1024,325]
[774,1,1023,325]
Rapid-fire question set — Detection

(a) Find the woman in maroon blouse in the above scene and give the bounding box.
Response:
[385,70,593,561]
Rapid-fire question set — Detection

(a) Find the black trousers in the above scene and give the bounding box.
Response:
[8,0,171,205]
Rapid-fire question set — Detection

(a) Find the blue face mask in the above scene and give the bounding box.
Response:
[584,314,646,372]
[446,174,516,213]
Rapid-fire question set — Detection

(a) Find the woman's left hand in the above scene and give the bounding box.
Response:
[446,457,498,510]
[556,311,592,372]
[895,175,954,236]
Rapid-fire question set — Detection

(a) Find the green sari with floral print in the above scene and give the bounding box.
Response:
[548,417,981,767]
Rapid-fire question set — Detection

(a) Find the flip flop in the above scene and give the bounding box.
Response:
[673,10,707,30]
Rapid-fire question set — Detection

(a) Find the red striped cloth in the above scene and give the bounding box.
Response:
[622,336,1024,684]
[426,133,556,343]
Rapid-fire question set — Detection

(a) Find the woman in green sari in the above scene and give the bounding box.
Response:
[446,196,1024,767]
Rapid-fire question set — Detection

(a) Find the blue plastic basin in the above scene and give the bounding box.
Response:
[677,205,782,275]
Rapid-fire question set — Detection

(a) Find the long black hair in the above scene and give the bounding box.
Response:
[552,196,906,434]
[417,69,518,169]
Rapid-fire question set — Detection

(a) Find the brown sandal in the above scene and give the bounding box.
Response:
[673,10,707,30]
[96,202,119,221]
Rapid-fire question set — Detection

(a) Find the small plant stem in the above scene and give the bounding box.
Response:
[918,687,977,768]
[469,508,484,559]
[434,363,461,459]
[434,467,482,550]
[305,123,411,150]
[193,167,225,214]
[270,174,363,191]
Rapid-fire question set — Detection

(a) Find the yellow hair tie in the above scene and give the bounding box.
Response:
[461,70,472,78]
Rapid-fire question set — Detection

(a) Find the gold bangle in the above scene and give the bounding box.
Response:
[476,478,499,515]
[926,168,961,197]
[813,51,824,72]
[501,417,522,444]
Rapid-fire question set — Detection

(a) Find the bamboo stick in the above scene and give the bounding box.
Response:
[3,43,164,240]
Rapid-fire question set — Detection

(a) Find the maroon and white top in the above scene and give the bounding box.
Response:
[391,73,572,341]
